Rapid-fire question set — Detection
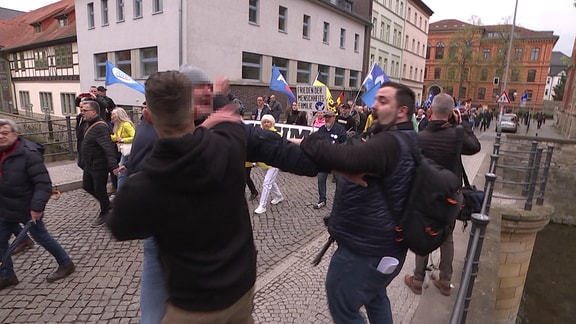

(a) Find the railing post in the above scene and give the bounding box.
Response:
[65,116,75,160]
[492,143,501,156]
[521,141,538,196]
[524,147,542,211]
[482,173,497,215]
[489,154,499,174]
[536,145,554,205]
[450,213,490,324]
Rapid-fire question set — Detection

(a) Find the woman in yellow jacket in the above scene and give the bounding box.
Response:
[110,107,135,189]
[254,115,284,214]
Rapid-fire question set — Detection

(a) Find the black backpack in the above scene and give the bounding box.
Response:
[385,131,463,256]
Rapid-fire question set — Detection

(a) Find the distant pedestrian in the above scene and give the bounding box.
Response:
[0,119,75,291]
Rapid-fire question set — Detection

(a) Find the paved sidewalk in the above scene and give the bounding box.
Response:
[7,123,563,322]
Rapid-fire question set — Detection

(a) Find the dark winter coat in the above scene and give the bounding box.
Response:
[79,117,118,171]
[0,138,52,223]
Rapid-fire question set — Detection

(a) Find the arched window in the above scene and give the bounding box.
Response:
[435,42,445,60]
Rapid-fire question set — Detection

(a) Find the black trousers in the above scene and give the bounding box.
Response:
[83,169,110,216]
[245,167,257,194]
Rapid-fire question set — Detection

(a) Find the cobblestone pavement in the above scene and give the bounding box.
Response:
[2,132,503,323]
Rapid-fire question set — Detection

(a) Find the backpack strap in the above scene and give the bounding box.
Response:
[83,121,107,138]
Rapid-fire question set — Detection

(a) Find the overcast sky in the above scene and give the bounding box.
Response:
[4,0,575,55]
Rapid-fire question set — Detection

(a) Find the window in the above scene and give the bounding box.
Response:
[141,47,158,77]
[380,22,384,40]
[242,52,261,80]
[483,49,490,60]
[449,44,458,59]
[480,69,488,81]
[525,90,533,101]
[385,24,390,43]
[278,6,287,32]
[371,18,377,37]
[249,0,258,23]
[296,61,311,84]
[434,67,441,79]
[409,66,413,79]
[323,22,330,44]
[101,0,109,25]
[33,49,48,69]
[509,89,517,101]
[492,88,499,99]
[334,67,344,87]
[33,23,42,33]
[54,44,73,67]
[318,64,329,83]
[19,91,31,111]
[153,0,162,13]
[39,92,54,113]
[391,60,394,76]
[426,43,431,59]
[527,69,536,82]
[511,69,519,82]
[530,48,540,61]
[61,93,76,115]
[463,68,469,81]
[95,53,107,79]
[134,0,143,18]
[117,0,125,21]
[349,70,359,88]
[403,64,406,78]
[302,15,310,38]
[383,58,388,73]
[369,54,374,68]
[424,67,427,79]
[354,34,359,52]
[435,42,444,59]
[57,16,68,27]
[514,48,522,61]
[272,57,289,79]
[87,3,95,28]
[405,35,408,49]
[340,28,346,48]
[448,67,455,79]
[17,53,25,71]
[461,87,467,98]
[116,50,132,75]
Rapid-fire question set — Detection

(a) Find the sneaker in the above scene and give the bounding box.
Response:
[433,278,451,296]
[271,197,284,205]
[46,262,75,283]
[404,275,423,295]
[11,238,35,255]
[0,275,19,291]
[91,216,105,228]
[313,201,326,209]
[254,205,266,214]
[249,192,258,201]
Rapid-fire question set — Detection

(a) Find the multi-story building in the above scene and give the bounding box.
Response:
[0,0,79,117]
[424,19,558,109]
[559,37,576,138]
[74,0,371,113]
[544,51,569,101]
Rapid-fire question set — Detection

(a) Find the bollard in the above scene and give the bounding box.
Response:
[450,213,491,324]
[524,147,542,211]
[482,173,497,215]
[536,145,554,205]
[521,141,538,196]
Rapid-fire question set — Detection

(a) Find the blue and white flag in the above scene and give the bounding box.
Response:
[270,65,296,103]
[424,92,434,107]
[105,61,146,94]
[361,83,381,108]
[362,63,390,91]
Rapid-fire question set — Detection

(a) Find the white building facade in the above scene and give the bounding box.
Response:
[75,0,370,109]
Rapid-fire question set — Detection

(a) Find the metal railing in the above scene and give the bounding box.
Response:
[15,116,77,161]
[489,133,554,211]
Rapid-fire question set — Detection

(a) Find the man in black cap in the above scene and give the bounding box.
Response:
[96,86,116,122]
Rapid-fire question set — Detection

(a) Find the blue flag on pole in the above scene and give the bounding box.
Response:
[362,63,390,91]
[424,92,434,107]
[270,65,296,103]
[361,83,381,108]
[105,61,146,94]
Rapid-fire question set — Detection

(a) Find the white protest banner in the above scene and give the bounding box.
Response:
[296,85,326,113]
[244,120,318,139]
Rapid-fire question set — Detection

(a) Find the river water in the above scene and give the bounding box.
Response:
[519,223,576,323]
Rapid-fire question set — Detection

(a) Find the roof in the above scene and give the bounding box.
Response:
[0,7,24,20]
[410,0,434,16]
[0,0,76,52]
[549,51,570,76]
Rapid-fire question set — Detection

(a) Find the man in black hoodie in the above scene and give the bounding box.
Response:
[107,70,256,322]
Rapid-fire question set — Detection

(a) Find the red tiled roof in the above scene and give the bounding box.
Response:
[0,0,76,52]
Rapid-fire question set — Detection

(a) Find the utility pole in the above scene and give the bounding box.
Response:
[498,0,518,129]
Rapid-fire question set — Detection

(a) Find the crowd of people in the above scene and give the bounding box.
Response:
[1,65,487,323]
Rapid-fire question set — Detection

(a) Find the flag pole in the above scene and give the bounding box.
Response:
[355,62,376,106]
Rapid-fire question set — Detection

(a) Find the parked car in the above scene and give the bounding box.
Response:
[497,113,518,133]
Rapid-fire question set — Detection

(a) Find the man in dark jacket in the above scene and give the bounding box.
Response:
[251,96,272,121]
[300,82,418,323]
[404,93,481,297]
[0,119,75,291]
[79,101,119,227]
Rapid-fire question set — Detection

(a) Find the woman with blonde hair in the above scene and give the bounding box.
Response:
[254,115,284,214]
[111,107,135,189]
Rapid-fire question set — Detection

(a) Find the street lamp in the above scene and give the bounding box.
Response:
[498,0,519,130]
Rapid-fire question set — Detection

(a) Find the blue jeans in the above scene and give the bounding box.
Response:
[140,237,168,324]
[0,219,72,279]
[325,244,406,324]
[317,172,328,202]
[117,154,128,190]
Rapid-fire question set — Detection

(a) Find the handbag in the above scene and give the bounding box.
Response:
[458,164,485,226]
[117,142,132,156]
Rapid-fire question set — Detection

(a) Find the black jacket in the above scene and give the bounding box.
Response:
[107,122,254,312]
[301,122,416,258]
[79,117,118,171]
[0,138,52,223]
[417,120,480,181]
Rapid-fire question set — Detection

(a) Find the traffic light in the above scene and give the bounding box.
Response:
[493,77,500,86]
